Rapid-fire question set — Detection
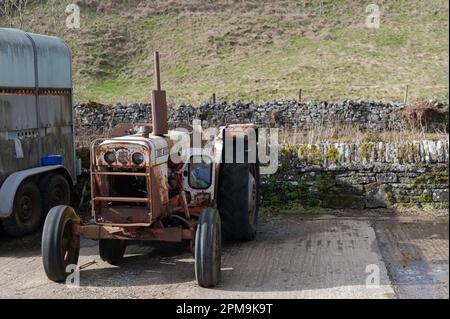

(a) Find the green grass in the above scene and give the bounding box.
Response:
[1,0,448,105]
[86,79,135,102]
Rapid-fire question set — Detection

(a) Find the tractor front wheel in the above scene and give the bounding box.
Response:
[195,207,221,288]
[42,205,80,282]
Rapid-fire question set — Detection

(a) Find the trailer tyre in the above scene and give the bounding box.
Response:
[99,240,126,265]
[42,205,80,282]
[219,163,260,241]
[40,173,71,217]
[3,181,42,237]
[195,207,221,288]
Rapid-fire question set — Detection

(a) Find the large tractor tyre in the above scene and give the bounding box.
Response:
[40,173,71,218]
[195,207,221,288]
[3,181,42,237]
[42,205,80,282]
[218,163,260,241]
[99,239,127,265]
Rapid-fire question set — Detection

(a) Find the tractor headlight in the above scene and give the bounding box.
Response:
[132,152,145,165]
[104,151,116,164]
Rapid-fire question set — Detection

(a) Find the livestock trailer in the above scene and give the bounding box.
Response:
[0,28,77,237]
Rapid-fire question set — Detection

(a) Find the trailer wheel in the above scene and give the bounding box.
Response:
[42,206,80,282]
[99,239,127,265]
[3,181,42,237]
[218,163,260,241]
[40,173,71,217]
[195,207,221,288]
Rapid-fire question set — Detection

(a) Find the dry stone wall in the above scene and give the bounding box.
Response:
[75,100,449,136]
[264,140,449,209]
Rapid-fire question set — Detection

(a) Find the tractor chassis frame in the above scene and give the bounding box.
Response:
[73,222,195,243]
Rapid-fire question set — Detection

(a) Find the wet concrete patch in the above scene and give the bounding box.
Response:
[374,220,449,299]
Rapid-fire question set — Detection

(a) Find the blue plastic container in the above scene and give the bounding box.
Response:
[41,155,63,166]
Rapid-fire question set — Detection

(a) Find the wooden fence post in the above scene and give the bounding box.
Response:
[404,85,409,105]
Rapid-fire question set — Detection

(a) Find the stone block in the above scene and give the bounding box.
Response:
[365,184,391,208]
[433,189,449,202]
[376,173,398,183]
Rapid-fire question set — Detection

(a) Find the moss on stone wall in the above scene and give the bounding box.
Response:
[281,144,297,156]
[298,145,324,165]
[361,143,375,160]
[386,190,395,205]
[398,144,419,163]
[316,175,334,193]
[326,146,340,163]
[412,170,449,189]
[419,193,434,203]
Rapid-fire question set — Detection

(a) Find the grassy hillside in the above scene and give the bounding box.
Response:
[1,0,448,105]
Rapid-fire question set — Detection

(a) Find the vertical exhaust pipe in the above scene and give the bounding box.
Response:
[151,52,168,136]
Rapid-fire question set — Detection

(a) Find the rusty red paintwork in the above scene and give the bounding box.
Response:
[151,51,168,136]
[83,133,195,242]
[76,223,194,242]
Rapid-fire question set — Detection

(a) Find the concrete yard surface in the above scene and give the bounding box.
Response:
[0,214,448,299]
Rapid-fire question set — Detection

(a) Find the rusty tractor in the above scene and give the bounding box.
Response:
[41,52,261,287]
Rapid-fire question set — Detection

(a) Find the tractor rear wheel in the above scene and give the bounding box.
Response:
[99,239,126,265]
[218,163,260,241]
[195,207,221,288]
[42,205,80,282]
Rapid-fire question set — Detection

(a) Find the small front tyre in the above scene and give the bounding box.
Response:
[195,207,221,288]
[42,205,80,282]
